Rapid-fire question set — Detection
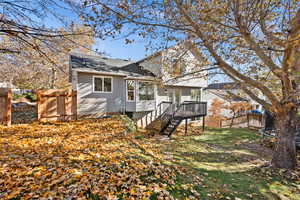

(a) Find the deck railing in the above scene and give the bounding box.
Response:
[175,101,207,118]
[137,101,172,127]
[160,101,207,130]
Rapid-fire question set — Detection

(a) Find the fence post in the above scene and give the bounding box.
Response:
[6,89,12,126]
[37,91,42,121]
[0,88,12,126]
[72,90,77,120]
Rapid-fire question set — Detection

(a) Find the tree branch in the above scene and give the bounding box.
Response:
[231,0,283,78]
[175,0,280,108]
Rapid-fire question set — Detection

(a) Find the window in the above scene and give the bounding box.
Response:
[139,81,155,101]
[172,59,186,76]
[126,80,135,101]
[93,76,112,93]
[191,89,201,101]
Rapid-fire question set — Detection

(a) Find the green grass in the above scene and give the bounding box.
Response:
[138,128,300,200]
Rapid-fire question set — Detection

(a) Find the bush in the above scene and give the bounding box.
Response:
[116,115,137,133]
[260,137,277,150]
[13,92,37,102]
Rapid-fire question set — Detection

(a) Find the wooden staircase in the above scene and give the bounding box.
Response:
[160,117,182,137]
[136,101,172,129]
[137,101,207,137]
[160,101,207,137]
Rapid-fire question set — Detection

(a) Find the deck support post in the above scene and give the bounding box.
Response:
[159,104,162,115]
[202,116,205,132]
[185,119,188,135]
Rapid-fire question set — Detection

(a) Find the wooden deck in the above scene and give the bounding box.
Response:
[160,101,207,136]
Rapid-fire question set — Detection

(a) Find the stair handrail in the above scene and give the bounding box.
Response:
[160,101,207,133]
[160,103,181,131]
[141,101,172,127]
[157,101,172,117]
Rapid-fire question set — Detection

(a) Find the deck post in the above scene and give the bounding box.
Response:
[159,104,162,115]
[247,114,249,128]
[202,116,205,132]
[145,114,148,126]
[185,119,188,135]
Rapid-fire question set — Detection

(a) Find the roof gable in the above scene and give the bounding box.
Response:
[70,53,156,78]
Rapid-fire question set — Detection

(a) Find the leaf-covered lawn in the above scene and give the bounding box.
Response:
[0,118,299,199]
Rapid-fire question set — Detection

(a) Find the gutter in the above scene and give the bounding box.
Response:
[74,69,127,77]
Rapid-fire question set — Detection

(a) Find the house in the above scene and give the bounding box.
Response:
[203,82,263,117]
[69,47,208,122]
[0,82,15,88]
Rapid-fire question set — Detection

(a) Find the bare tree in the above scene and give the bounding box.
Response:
[0,25,95,89]
[0,0,100,89]
[0,0,97,72]
[80,0,300,169]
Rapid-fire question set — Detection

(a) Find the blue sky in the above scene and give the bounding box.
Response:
[39,1,226,83]
[41,1,149,61]
[94,39,149,61]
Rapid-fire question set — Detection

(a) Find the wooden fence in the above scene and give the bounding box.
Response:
[37,89,77,122]
[247,113,263,129]
[0,88,12,126]
[206,116,222,128]
[206,113,263,129]
[221,113,263,129]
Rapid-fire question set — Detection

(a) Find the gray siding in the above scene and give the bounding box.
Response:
[156,87,169,105]
[136,100,156,112]
[156,86,197,105]
[125,101,136,112]
[125,80,156,112]
[77,72,126,116]
[76,72,203,117]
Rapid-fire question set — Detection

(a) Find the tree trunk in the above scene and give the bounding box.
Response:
[271,110,298,169]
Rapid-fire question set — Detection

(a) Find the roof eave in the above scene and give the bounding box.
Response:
[74,69,127,77]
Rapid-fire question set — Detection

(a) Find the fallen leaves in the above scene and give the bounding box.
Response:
[0,118,181,199]
[2,119,299,199]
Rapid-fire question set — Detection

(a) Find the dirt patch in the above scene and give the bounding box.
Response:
[241,142,274,159]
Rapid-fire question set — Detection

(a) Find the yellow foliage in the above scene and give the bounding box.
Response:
[0,118,181,199]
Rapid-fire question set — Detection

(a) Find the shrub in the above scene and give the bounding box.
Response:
[13,92,37,102]
[116,115,137,133]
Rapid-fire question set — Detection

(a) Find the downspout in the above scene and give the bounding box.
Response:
[123,78,126,114]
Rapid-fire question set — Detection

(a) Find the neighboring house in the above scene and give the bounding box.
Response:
[203,82,263,117]
[0,82,15,88]
[69,47,207,119]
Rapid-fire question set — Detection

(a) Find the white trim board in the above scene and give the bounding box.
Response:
[92,75,113,93]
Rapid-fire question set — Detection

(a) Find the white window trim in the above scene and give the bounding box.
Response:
[92,75,113,93]
[138,81,156,101]
[191,88,202,101]
[126,80,135,102]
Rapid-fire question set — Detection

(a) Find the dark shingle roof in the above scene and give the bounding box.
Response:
[209,90,248,102]
[70,53,156,78]
[206,82,240,90]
